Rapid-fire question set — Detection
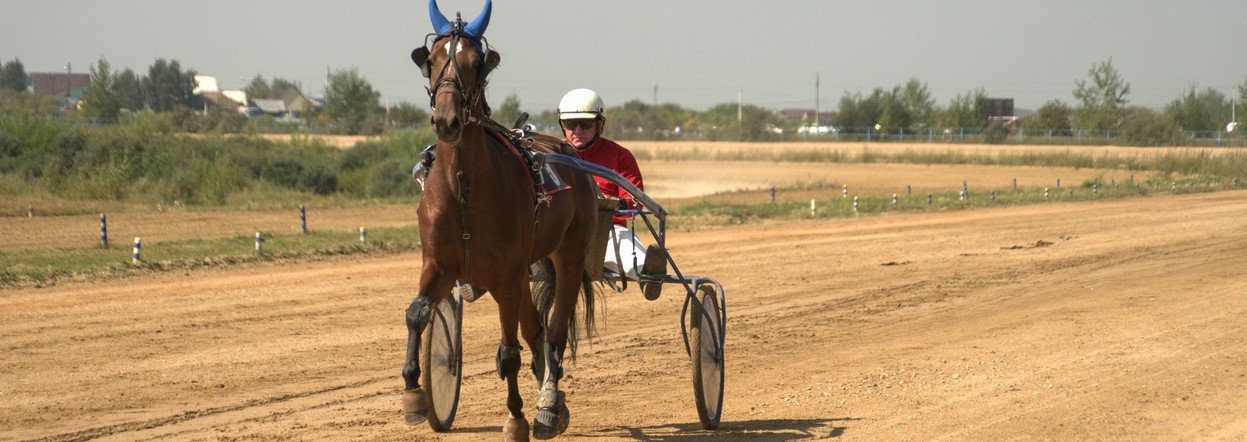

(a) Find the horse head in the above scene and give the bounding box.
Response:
[411,0,500,144]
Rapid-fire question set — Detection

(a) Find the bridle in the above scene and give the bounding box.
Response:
[421,20,491,127]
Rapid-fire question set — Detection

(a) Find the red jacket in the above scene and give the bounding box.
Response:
[573,137,643,226]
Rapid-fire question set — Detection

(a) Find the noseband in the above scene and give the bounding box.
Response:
[424,28,489,127]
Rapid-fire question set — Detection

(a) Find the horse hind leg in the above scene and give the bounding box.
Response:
[532,340,570,440]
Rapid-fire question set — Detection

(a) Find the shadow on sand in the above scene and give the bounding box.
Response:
[448,417,861,441]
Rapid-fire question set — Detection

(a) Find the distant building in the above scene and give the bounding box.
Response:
[30,72,90,99]
[986,98,1016,124]
[193,75,249,112]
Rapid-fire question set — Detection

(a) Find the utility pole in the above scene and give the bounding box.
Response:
[737,89,743,141]
[652,80,658,106]
[65,62,71,100]
[815,72,820,127]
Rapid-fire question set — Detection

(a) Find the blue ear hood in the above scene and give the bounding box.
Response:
[429,0,452,34]
[429,0,492,37]
[463,0,492,37]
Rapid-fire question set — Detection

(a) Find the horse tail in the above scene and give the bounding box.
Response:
[531,257,599,361]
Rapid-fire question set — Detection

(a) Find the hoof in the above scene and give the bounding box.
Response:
[531,391,569,440]
[401,389,429,426]
[504,415,530,442]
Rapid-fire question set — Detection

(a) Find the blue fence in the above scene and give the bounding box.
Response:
[784,126,1247,146]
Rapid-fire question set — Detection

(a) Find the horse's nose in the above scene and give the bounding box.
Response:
[432,114,462,142]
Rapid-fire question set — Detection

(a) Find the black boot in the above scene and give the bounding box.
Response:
[638,244,667,301]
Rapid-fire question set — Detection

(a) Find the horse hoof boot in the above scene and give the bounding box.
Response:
[401,389,430,426]
[531,391,568,440]
[504,415,531,442]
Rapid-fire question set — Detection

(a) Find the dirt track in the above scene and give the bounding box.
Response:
[3,188,1246,441]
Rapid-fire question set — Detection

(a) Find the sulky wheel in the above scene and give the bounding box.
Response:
[421,288,464,432]
[689,283,724,430]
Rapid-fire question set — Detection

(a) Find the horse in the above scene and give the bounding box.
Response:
[400,1,600,440]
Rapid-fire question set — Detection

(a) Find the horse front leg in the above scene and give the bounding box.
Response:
[493,283,531,442]
[401,264,454,426]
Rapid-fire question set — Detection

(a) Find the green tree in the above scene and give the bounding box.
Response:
[387,101,428,130]
[245,74,271,101]
[703,102,782,141]
[494,93,523,128]
[897,77,935,127]
[833,88,887,129]
[271,77,302,97]
[1236,77,1247,132]
[937,88,987,129]
[1073,57,1130,131]
[1116,107,1181,146]
[324,67,380,135]
[1164,86,1229,132]
[145,58,197,112]
[1027,99,1074,136]
[1,58,28,92]
[83,57,124,121]
[114,68,145,111]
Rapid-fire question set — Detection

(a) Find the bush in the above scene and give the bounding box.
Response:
[1116,108,1182,147]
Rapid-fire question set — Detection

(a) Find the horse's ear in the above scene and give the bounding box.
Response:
[411,47,431,78]
[482,49,500,76]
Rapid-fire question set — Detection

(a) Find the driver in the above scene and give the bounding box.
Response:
[558,88,666,301]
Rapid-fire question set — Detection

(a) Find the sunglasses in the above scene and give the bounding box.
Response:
[563,119,598,131]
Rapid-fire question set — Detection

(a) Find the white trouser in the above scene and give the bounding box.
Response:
[604,224,648,278]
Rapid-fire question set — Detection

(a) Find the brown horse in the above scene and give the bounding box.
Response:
[400,1,599,440]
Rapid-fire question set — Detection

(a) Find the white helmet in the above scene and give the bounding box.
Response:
[558,88,605,120]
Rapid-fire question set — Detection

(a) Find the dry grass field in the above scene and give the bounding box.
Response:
[2,142,1245,441]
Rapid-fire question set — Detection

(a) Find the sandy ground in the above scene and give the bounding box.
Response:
[3,182,1246,441]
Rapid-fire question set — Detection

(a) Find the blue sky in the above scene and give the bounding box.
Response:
[5,0,1245,113]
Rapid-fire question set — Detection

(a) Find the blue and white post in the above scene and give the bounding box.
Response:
[132,237,141,264]
[300,205,308,235]
[255,231,264,254]
[359,226,367,245]
[100,213,108,248]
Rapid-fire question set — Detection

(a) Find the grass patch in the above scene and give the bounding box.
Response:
[668,174,1239,226]
[0,226,420,287]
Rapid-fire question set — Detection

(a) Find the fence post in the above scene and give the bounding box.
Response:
[842,184,848,198]
[360,226,367,245]
[100,213,108,248]
[853,196,859,212]
[132,237,141,264]
[770,186,775,203]
[255,231,264,254]
[1012,178,1017,191]
[892,193,898,208]
[27,206,33,217]
[810,199,816,216]
[928,193,932,205]
[300,205,308,234]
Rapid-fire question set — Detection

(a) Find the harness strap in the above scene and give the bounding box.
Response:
[457,169,471,281]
